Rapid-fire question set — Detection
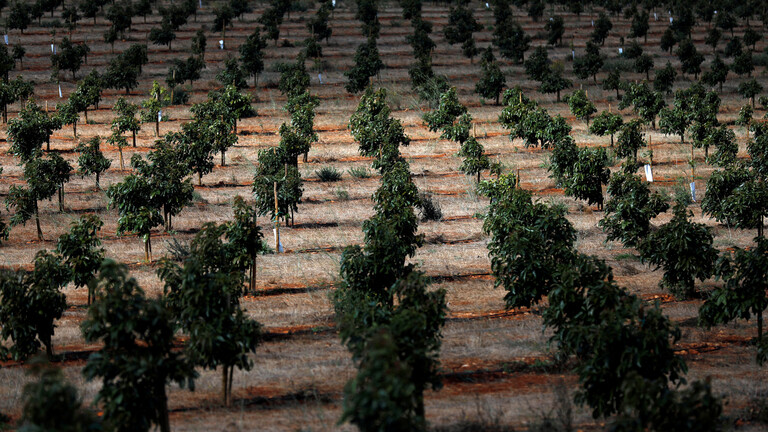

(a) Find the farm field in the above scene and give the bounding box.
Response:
[1,0,768,431]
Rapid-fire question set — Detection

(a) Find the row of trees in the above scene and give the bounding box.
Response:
[335,86,447,430]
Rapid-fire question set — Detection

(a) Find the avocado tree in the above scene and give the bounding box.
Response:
[0,75,33,123]
[239,28,267,86]
[654,61,677,94]
[444,0,482,62]
[56,214,105,306]
[19,361,102,430]
[148,19,176,50]
[0,251,68,360]
[112,96,141,148]
[176,125,213,186]
[545,15,564,46]
[106,170,164,262]
[76,137,110,187]
[676,39,704,79]
[565,89,596,128]
[82,260,195,432]
[565,146,610,210]
[104,55,140,95]
[159,222,261,406]
[73,70,103,122]
[8,99,57,159]
[619,82,665,129]
[573,42,603,83]
[55,98,80,138]
[589,111,623,146]
[738,78,763,108]
[639,192,718,298]
[600,163,670,248]
[700,236,768,363]
[140,81,170,137]
[591,13,612,45]
[629,9,650,42]
[191,29,206,59]
[478,173,576,308]
[345,40,383,94]
[50,37,88,80]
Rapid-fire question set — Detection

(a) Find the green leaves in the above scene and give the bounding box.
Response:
[76,136,111,185]
[479,174,576,309]
[565,89,596,126]
[8,100,57,162]
[345,40,384,94]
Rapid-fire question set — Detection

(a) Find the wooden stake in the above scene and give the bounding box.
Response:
[273,181,280,252]
[608,103,611,113]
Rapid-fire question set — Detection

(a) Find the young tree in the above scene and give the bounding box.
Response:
[159,224,261,406]
[0,75,33,123]
[615,119,646,160]
[73,70,103,123]
[140,81,170,137]
[591,13,612,45]
[493,18,530,64]
[82,260,195,432]
[619,82,665,129]
[56,214,105,306]
[478,173,576,308]
[565,146,610,210]
[7,1,31,33]
[565,89,596,128]
[539,66,572,103]
[573,42,603,83]
[191,29,207,60]
[700,237,768,363]
[50,37,88,81]
[19,361,101,430]
[148,20,176,50]
[602,70,622,99]
[629,9,650,42]
[654,61,677,94]
[635,54,654,80]
[112,96,141,148]
[600,163,669,248]
[55,98,80,138]
[239,28,267,86]
[345,39,383,94]
[676,39,704,79]
[659,106,689,143]
[0,251,68,360]
[639,193,718,298]
[444,1,482,62]
[8,100,57,160]
[702,55,729,92]
[474,47,505,105]
[106,171,163,262]
[104,55,140,95]
[739,78,763,107]
[524,46,550,82]
[732,50,755,77]
[589,111,623,146]
[216,57,248,90]
[76,137,111,187]
[176,124,213,186]
[545,15,564,46]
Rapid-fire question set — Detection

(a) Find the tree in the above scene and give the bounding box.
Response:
[19,361,102,431]
[73,70,103,122]
[0,75,33,123]
[702,55,729,91]
[524,46,550,82]
[676,39,704,79]
[739,78,763,107]
[700,237,768,363]
[55,99,80,138]
[123,44,149,74]
[191,29,206,59]
[639,193,718,298]
[635,54,654,80]
[76,136,111,187]
[12,44,25,68]
[0,251,68,360]
[744,27,762,52]
[345,39,383,94]
[50,37,88,80]
[629,9,649,42]
[474,47,505,105]
[0,45,16,81]
[56,214,105,306]
[654,61,677,94]
[660,28,677,53]
[615,119,646,160]
[226,196,265,292]
[82,260,195,432]
[479,173,575,308]
[705,27,721,51]
[565,146,610,209]
[239,28,267,86]
[106,172,163,262]
[104,55,140,95]
[732,50,754,77]
[308,1,332,44]
[545,15,564,46]
[252,146,303,225]
[659,106,689,143]
[602,70,622,99]
[8,100,56,160]
[7,2,31,33]
[213,3,235,39]
[565,89,596,128]
[177,124,213,186]
[706,125,738,167]
[112,96,141,148]
[444,2,482,61]
[493,18,530,64]
[619,82,665,129]
[216,57,248,90]
[591,13,612,45]
[589,110,623,146]
[600,163,669,248]
[159,224,261,406]
[539,66,572,103]
[148,20,176,50]
[140,81,170,137]
[573,42,603,83]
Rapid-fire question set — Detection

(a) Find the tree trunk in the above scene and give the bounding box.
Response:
[222,365,230,406]
[198,172,202,186]
[119,149,124,170]
[96,172,100,188]
[35,203,42,240]
[476,171,480,183]
[303,152,308,163]
[157,382,171,432]
[610,134,614,147]
[132,130,137,147]
[73,120,77,137]
[221,151,226,167]
[58,186,63,212]
[155,119,159,137]
[43,333,53,360]
[250,256,257,292]
[759,309,763,344]
[84,107,88,123]
[3,103,7,123]
[233,120,237,135]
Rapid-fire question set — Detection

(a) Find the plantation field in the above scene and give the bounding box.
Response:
[1,1,768,430]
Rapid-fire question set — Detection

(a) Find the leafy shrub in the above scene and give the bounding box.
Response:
[316,166,342,182]
[335,188,350,201]
[349,166,372,179]
[418,192,443,221]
